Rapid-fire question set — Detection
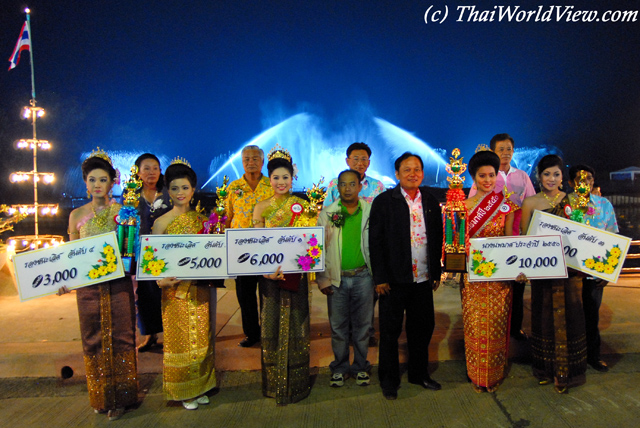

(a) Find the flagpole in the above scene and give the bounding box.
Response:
[25,8,36,101]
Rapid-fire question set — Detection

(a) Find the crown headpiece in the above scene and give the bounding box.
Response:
[475,144,491,153]
[170,156,192,168]
[88,147,113,165]
[267,144,292,163]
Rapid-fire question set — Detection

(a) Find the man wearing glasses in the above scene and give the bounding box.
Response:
[323,142,385,206]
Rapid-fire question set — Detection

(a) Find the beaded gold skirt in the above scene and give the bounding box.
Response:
[260,275,310,404]
[76,277,138,411]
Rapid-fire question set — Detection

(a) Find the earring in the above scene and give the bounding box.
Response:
[559,183,563,189]
[289,188,293,194]
[108,189,113,198]
[86,189,91,198]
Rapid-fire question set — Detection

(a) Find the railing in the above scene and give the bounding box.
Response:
[622,240,640,274]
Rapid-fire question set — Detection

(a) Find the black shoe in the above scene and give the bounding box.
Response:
[137,334,159,353]
[409,376,442,391]
[239,337,260,348]
[588,359,609,372]
[510,329,528,341]
[382,389,397,400]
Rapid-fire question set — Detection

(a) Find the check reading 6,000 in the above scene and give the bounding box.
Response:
[237,252,285,267]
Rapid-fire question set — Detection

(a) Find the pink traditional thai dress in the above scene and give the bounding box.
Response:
[462,191,518,388]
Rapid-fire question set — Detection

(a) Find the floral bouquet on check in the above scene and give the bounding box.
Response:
[471,250,497,278]
[442,148,469,272]
[88,243,119,279]
[141,245,168,276]
[583,245,621,275]
[295,234,323,271]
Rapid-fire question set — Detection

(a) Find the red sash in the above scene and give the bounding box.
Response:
[468,191,505,238]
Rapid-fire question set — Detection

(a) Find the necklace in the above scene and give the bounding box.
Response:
[91,202,111,230]
[542,191,561,207]
[143,189,158,212]
[269,194,290,212]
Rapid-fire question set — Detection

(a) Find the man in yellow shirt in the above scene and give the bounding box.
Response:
[227,145,274,347]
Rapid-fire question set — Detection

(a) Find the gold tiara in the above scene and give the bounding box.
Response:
[267,144,292,162]
[89,147,113,165]
[170,156,191,168]
[475,144,491,153]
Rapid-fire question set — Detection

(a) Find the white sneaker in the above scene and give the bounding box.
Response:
[356,372,370,386]
[196,395,210,405]
[182,400,199,410]
[330,373,345,387]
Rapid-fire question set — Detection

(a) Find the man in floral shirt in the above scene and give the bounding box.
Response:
[568,164,619,372]
[369,153,443,400]
[227,145,274,347]
[323,142,385,206]
[316,169,374,388]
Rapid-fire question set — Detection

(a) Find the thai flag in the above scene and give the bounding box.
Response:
[8,21,31,70]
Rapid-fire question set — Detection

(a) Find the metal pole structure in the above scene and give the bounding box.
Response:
[26,9,39,237]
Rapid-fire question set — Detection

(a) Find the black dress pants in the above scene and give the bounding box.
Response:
[236,275,262,340]
[378,281,434,392]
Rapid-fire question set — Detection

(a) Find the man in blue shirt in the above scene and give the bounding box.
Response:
[569,164,619,372]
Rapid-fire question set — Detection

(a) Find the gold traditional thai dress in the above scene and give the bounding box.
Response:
[530,196,587,389]
[462,192,517,388]
[161,210,217,401]
[76,202,138,412]
[259,195,311,404]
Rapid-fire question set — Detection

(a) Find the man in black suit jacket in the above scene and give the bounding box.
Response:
[369,152,443,400]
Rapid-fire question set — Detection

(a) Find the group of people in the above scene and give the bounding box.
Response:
[60,134,619,419]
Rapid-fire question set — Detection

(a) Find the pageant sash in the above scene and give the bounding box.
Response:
[468,192,506,237]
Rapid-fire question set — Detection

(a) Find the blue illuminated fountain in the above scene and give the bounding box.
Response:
[61,114,559,197]
[202,114,449,191]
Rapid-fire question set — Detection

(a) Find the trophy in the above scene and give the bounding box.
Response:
[305,177,326,224]
[116,166,143,274]
[566,170,593,224]
[442,148,469,272]
[205,176,230,234]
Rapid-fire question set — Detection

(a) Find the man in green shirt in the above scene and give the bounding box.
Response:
[317,169,374,388]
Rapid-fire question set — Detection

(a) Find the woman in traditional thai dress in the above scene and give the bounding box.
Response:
[252,151,311,405]
[462,150,520,393]
[521,154,587,393]
[152,160,217,410]
[130,153,170,352]
[61,151,138,421]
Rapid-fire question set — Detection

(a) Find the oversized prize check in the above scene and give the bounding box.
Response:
[12,231,125,302]
[136,234,228,280]
[467,235,567,282]
[226,226,324,275]
[526,210,632,283]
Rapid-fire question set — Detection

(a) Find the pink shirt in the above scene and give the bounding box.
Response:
[401,188,428,283]
[469,166,534,235]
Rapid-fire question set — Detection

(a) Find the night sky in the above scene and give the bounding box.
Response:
[1,0,639,199]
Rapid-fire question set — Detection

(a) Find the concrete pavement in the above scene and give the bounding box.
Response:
[1,260,640,427]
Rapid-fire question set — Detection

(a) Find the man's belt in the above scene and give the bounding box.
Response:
[341,266,368,277]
